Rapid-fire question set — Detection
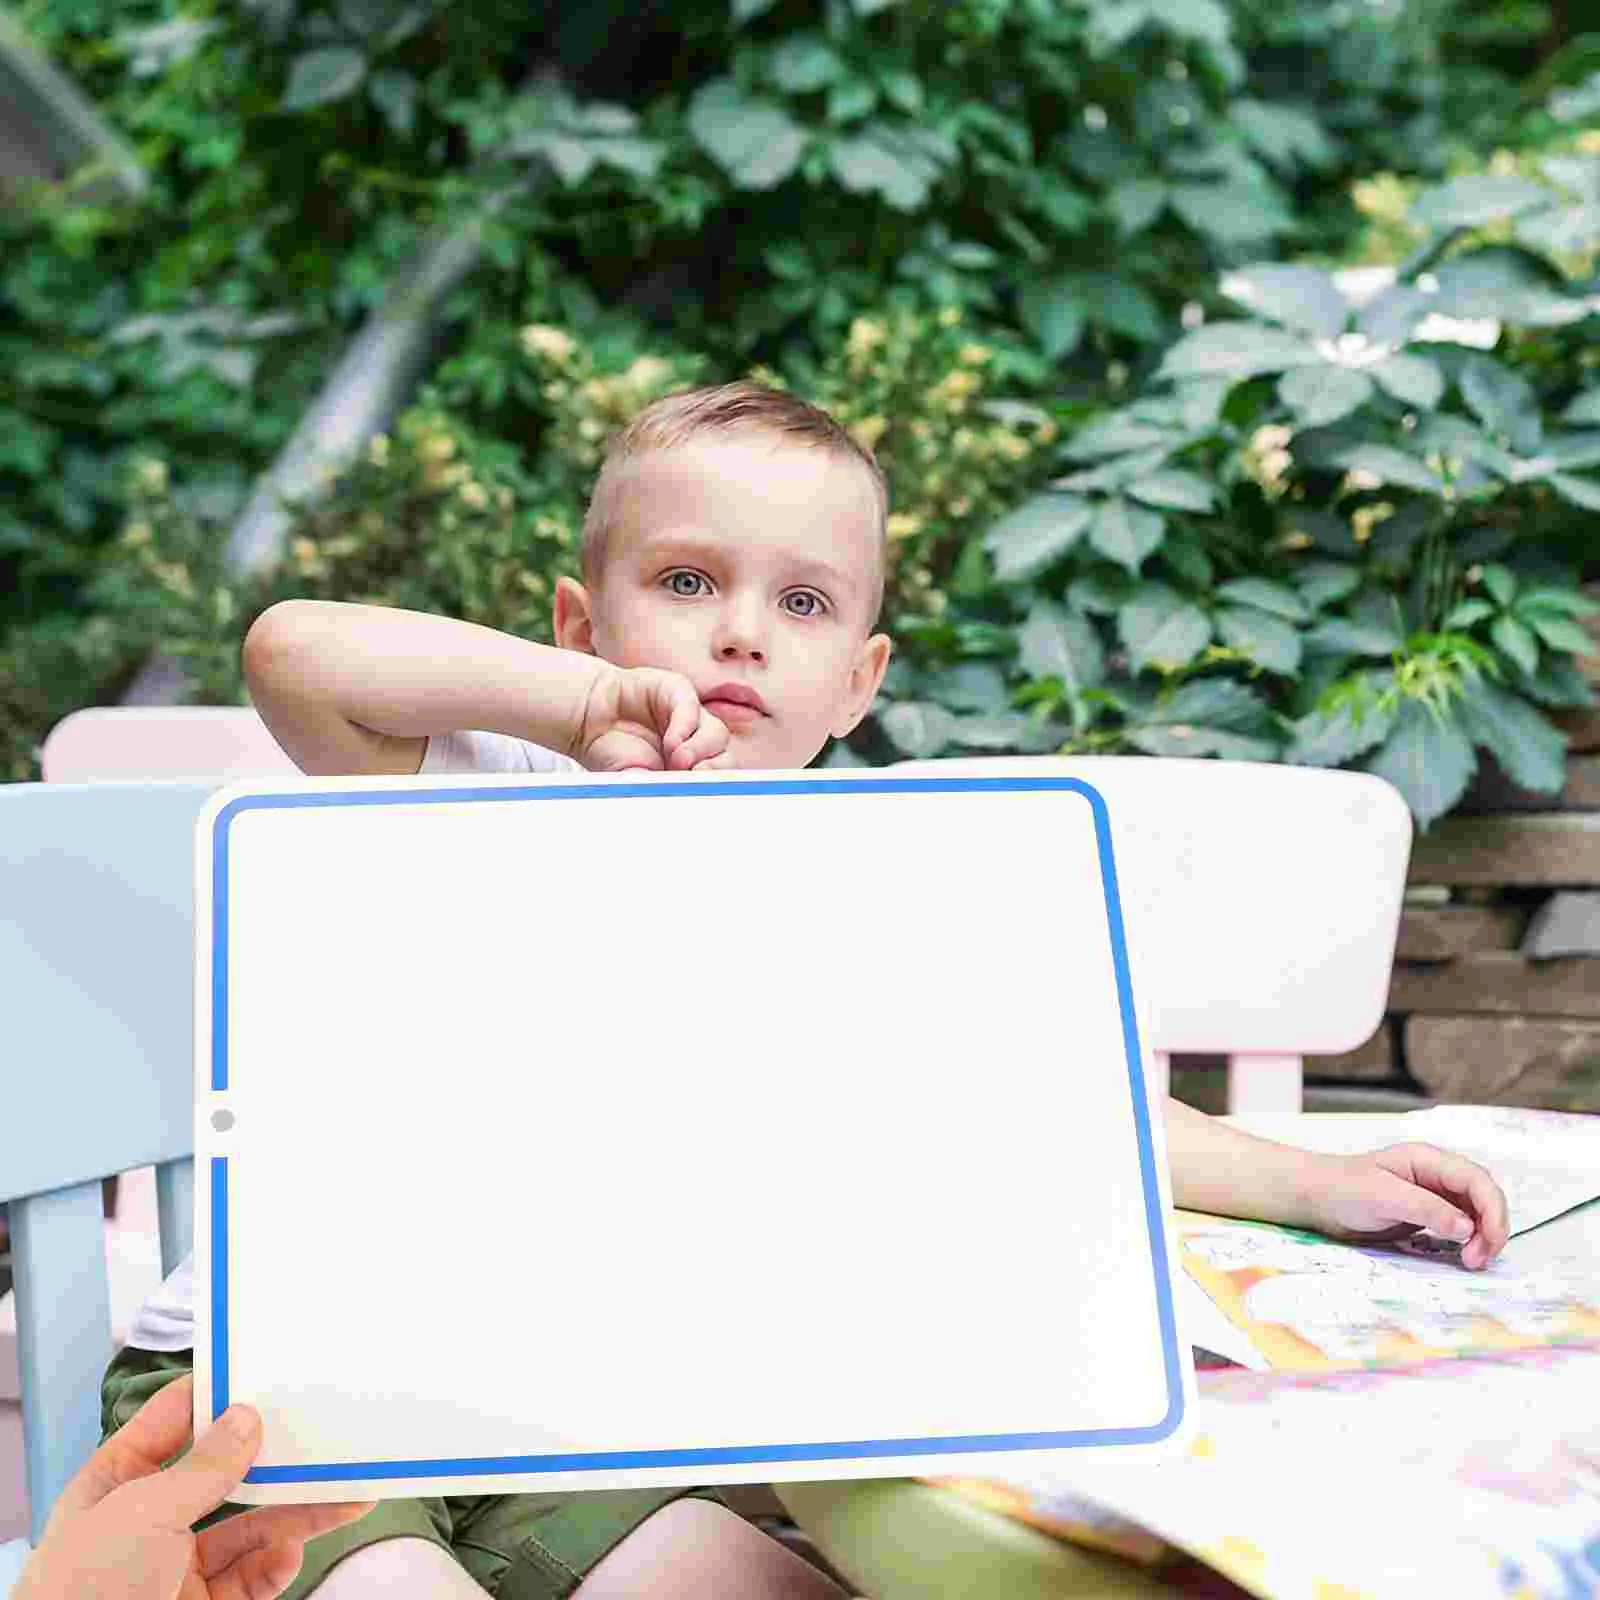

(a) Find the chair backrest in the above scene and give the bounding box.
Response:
[1,781,216,1543]
[39,706,298,782]
[894,756,1411,1058]
[0,755,1411,1543]
[6,705,291,1545]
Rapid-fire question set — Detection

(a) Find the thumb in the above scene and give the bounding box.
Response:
[131,1404,261,1530]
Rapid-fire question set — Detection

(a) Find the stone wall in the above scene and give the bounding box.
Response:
[1312,596,1600,1109]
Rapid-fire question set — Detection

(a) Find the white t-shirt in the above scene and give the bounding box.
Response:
[124,729,579,1353]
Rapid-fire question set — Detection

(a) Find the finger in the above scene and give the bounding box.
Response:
[691,749,737,771]
[656,677,703,759]
[588,731,664,773]
[51,1373,200,1520]
[1393,1144,1510,1267]
[1369,1168,1475,1245]
[670,711,730,771]
[120,1400,261,1531]
[199,1502,377,1581]
[210,1541,304,1600]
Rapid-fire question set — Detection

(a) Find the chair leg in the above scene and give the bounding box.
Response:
[1225,1054,1304,1114]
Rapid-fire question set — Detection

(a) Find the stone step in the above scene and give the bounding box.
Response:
[1396,905,1525,961]
[1404,1014,1600,1106]
[1390,954,1600,1019]
[1409,814,1600,886]
[1307,1025,1395,1081]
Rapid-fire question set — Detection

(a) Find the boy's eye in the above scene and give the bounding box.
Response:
[663,570,710,597]
[782,590,828,618]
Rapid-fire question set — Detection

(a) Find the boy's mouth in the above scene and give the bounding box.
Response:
[701,681,770,723]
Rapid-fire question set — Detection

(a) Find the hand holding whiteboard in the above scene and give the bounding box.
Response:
[194,767,1191,1503]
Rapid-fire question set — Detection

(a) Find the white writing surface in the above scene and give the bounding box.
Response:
[194,768,1191,1503]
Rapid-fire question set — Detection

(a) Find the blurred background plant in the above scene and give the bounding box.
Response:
[2,0,1596,819]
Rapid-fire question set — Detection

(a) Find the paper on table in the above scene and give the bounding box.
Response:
[1177,1272,1269,1372]
[941,1341,1600,1600]
[1176,1210,1600,1372]
[1224,1106,1600,1239]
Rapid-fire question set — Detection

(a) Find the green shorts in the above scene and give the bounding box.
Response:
[101,1346,731,1599]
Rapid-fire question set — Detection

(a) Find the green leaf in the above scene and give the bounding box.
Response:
[282,46,366,110]
[1481,564,1517,607]
[1146,0,1231,43]
[1118,583,1212,671]
[1156,323,1320,383]
[829,126,942,209]
[934,661,1009,713]
[1279,364,1374,428]
[1304,613,1404,658]
[1410,175,1553,230]
[1216,605,1302,675]
[1518,587,1600,618]
[1126,679,1279,760]
[733,0,780,20]
[1370,354,1444,412]
[1294,561,1361,611]
[1125,469,1216,513]
[1108,179,1166,236]
[1523,613,1596,655]
[1064,413,1181,462]
[1459,356,1542,455]
[1018,601,1106,692]
[983,494,1093,583]
[1091,497,1166,572]
[768,35,843,93]
[1550,473,1600,511]
[879,701,958,759]
[1445,599,1496,628]
[1288,690,1397,768]
[1456,678,1567,796]
[1221,263,1347,339]
[689,80,807,188]
[1070,572,1135,616]
[1364,699,1477,826]
[1055,448,1174,495]
[1491,614,1540,677]
[826,78,877,123]
[1565,390,1600,426]
[1170,179,1294,245]
[1019,279,1086,359]
[367,69,416,136]
[1216,577,1311,622]
[1161,530,1213,590]
[1332,444,1443,496]
[1230,99,1335,172]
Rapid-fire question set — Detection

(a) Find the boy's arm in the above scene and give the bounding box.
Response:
[242,600,607,776]
[1164,1096,1510,1270]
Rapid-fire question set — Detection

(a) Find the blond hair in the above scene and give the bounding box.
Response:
[580,380,888,623]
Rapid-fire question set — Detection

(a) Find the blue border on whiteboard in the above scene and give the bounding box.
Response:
[207,774,1185,1482]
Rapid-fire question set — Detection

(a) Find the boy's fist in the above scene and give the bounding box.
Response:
[1302,1142,1510,1270]
[573,664,733,772]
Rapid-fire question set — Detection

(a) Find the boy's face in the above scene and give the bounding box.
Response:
[554,436,892,770]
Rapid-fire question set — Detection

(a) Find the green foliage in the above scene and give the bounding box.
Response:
[3,0,1598,822]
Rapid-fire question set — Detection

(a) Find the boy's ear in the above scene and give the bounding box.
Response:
[830,632,893,740]
[553,576,599,655]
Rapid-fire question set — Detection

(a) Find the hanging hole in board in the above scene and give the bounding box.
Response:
[212,1109,236,1133]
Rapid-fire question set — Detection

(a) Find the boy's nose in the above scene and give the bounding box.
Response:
[718,638,766,663]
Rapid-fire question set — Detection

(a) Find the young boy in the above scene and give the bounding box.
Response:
[102,380,1509,1600]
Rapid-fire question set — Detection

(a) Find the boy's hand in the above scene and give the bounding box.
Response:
[574,664,733,773]
[1299,1143,1510,1270]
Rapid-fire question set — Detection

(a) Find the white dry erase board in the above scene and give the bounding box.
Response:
[194,766,1192,1504]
